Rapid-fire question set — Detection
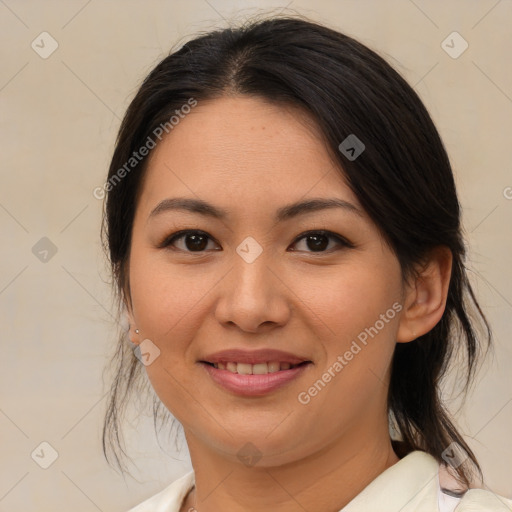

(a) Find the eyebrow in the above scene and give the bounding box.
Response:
[147,197,362,223]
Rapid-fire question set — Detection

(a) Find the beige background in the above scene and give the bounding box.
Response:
[1,0,511,510]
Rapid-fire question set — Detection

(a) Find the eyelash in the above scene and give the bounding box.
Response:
[158,229,355,254]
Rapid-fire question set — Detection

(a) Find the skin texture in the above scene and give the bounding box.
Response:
[125,96,452,512]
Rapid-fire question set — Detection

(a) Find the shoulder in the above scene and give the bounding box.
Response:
[454,489,512,511]
[126,470,195,512]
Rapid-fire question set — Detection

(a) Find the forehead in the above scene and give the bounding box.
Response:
[137,96,360,216]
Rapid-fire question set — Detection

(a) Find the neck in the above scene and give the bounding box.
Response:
[181,424,399,512]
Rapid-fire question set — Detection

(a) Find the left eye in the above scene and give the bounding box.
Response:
[290,230,353,253]
[160,230,353,253]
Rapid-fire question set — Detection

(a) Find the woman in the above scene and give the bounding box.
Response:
[100,16,512,512]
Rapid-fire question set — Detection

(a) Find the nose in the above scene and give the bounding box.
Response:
[214,253,291,334]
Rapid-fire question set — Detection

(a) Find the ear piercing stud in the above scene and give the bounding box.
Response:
[135,329,139,334]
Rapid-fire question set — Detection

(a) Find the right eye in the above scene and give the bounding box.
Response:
[159,230,221,253]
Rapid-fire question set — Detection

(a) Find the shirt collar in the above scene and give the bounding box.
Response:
[341,450,440,511]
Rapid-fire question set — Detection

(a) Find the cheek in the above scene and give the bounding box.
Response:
[129,250,214,343]
[292,257,402,400]
[292,259,402,343]
[127,252,211,416]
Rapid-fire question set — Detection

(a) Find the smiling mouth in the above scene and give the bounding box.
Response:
[201,361,311,374]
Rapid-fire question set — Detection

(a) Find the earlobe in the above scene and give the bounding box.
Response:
[129,323,141,345]
[396,247,453,343]
[123,301,141,345]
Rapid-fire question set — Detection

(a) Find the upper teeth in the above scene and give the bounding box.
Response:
[213,361,296,374]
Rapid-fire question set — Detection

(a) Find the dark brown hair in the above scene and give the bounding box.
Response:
[101,15,491,487]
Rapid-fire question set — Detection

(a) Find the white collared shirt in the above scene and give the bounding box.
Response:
[127,451,512,511]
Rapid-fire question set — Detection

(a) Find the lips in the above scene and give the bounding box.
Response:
[200,357,312,396]
[198,349,313,395]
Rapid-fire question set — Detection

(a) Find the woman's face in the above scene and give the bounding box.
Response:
[126,96,406,466]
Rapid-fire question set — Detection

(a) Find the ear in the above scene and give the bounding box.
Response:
[397,246,453,343]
